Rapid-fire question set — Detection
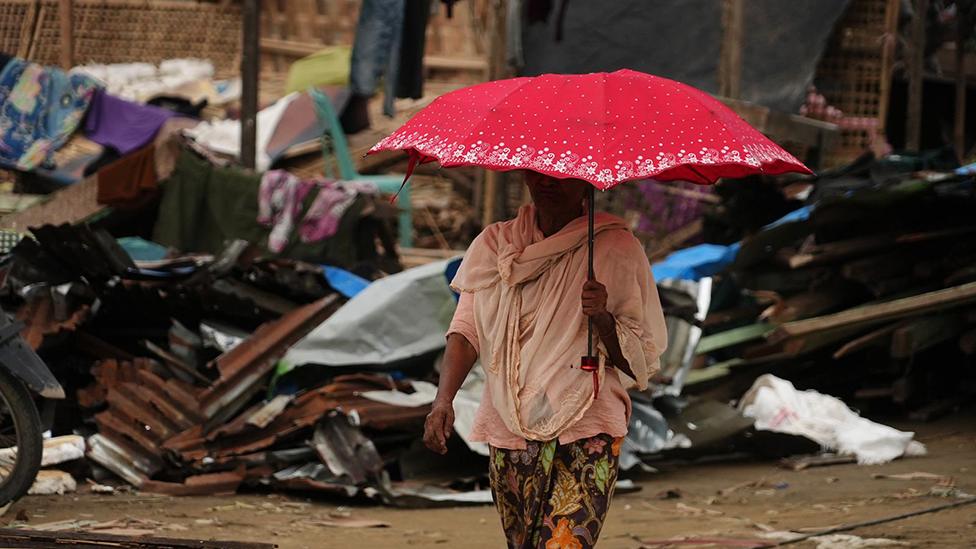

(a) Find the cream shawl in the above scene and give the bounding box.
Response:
[452,204,668,441]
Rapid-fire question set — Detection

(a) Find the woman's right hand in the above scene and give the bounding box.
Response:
[423,400,455,455]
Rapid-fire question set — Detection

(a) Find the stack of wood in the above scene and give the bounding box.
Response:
[686,161,976,421]
[408,173,479,251]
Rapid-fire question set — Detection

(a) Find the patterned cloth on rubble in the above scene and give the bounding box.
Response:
[258,170,377,253]
[0,58,100,170]
[489,433,622,549]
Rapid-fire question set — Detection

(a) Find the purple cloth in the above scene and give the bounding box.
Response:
[83,90,177,155]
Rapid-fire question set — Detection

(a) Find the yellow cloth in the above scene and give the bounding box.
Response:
[285,47,352,95]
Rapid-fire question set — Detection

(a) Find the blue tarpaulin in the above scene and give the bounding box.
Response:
[117,237,168,262]
[651,242,740,281]
[323,266,370,299]
[650,205,813,281]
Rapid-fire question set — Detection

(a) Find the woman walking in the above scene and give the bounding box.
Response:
[424,171,668,548]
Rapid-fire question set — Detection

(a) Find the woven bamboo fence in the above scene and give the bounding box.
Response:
[0,0,486,79]
[815,0,901,166]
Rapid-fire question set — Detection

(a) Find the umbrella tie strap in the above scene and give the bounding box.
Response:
[390,153,420,204]
[581,355,599,399]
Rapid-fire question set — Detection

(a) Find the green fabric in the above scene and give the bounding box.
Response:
[285,47,351,95]
[153,149,365,267]
[153,151,266,254]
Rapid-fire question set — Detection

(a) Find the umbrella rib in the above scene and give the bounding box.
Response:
[599,71,610,190]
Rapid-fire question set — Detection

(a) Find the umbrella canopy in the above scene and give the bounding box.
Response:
[370,69,812,392]
[370,69,811,187]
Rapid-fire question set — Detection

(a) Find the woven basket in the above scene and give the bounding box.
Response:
[26,0,242,74]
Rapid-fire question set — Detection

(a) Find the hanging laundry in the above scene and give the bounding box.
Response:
[258,171,379,252]
[153,150,267,254]
[349,0,406,117]
[258,170,317,253]
[71,59,224,105]
[95,144,158,208]
[0,52,12,75]
[0,58,100,171]
[396,0,432,101]
[152,117,200,181]
[84,89,178,155]
[183,92,299,172]
[300,180,378,242]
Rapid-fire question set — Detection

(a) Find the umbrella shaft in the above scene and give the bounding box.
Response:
[587,185,595,357]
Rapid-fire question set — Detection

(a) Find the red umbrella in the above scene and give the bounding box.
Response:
[370,69,811,387]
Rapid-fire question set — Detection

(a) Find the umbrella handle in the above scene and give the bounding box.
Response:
[582,186,599,398]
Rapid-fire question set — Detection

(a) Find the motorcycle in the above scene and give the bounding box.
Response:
[0,308,64,506]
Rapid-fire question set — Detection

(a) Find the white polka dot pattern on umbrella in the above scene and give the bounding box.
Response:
[369,70,811,189]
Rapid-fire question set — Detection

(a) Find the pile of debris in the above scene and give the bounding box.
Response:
[682,152,976,421]
[1,224,469,505]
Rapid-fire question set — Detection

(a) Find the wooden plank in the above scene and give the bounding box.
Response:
[696,323,773,355]
[841,250,912,284]
[425,55,488,72]
[0,528,273,548]
[788,227,976,269]
[58,0,73,69]
[889,313,965,359]
[762,283,862,324]
[909,396,966,422]
[647,219,703,262]
[260,37,322,57]
[719,97,839,149]
[768,281,976,344]
[833,320,904,358]
[259,41,487,73]
[780,453,856,471]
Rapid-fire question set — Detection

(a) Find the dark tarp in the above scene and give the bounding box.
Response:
[521,0,850,114]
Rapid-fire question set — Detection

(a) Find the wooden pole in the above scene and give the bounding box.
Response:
[877,0,901,147]
[58,0,74,70]
[906,0,928,151]
[240,0,261,171]
[482,0,509,226]
[954,13,968,162]
[721,0,744,99]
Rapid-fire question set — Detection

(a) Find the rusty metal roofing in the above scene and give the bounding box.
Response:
[198,294,342,421]
[16,295,90,350]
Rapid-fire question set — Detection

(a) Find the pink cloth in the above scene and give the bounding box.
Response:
[449,292,632,450]
[447,204,667,450]
[258,170,315,253]
[259,171,377,251]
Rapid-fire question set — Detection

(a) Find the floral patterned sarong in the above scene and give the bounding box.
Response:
[488,434,622,549]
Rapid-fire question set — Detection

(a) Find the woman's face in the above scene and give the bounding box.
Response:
[523,171,589,213]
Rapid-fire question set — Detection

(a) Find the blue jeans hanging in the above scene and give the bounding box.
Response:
[349,0,405,117]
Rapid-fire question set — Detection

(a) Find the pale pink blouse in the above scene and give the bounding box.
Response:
[447,292,631,450]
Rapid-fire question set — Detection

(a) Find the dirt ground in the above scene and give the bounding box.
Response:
[5,409,975,549]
